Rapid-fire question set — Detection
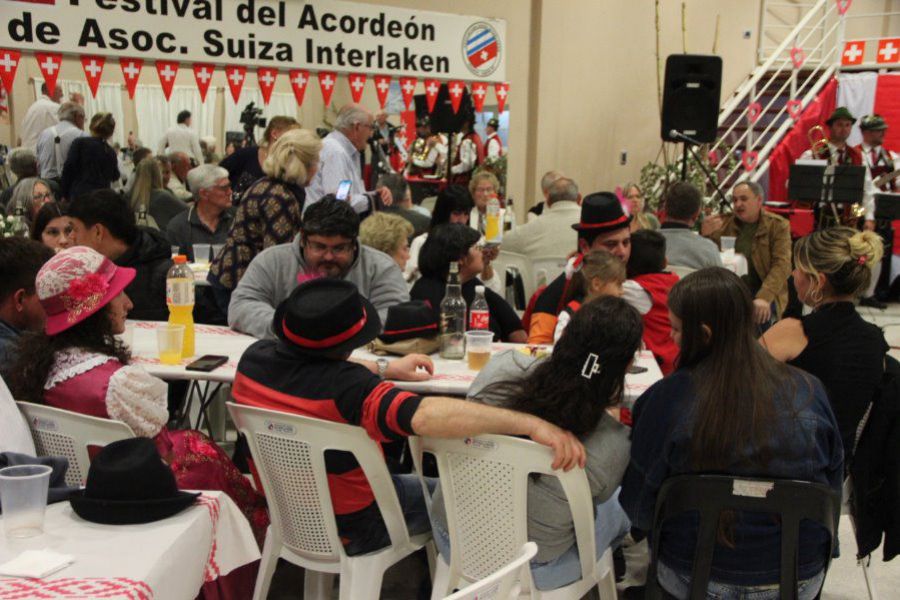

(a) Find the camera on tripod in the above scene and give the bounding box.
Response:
[240,102,266,145]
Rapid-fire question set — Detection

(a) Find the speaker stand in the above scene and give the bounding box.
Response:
[677,138,730,211]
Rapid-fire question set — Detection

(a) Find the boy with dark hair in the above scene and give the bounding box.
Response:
[626,229,679,374]
[0,238,54,368]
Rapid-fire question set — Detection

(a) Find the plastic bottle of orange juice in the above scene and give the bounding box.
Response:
[166,255,195,358]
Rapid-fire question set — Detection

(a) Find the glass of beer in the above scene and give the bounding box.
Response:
[465,330,494,371]
[157,324,185,365]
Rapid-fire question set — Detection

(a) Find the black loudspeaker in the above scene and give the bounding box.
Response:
[661,54,722,143]
[413,84,474,134]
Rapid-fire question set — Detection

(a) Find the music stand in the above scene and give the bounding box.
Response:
[788,164,865,227]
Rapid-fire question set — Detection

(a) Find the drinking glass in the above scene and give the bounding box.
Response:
[157,325,185,365]
[0,465,52,538]
[465,330,494,371]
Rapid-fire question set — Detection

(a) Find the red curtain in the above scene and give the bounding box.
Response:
[875,74,900,151]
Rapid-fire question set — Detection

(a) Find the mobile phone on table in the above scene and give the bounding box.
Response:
[336,179,352,200]
[627,365,648,374]
[185,355,229,372]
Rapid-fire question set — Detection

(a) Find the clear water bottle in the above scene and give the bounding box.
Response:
[166,255,195,359]
[9,201,29,238]
[439,262,467,359]
[469,285,489,331]
[503,197,515,233]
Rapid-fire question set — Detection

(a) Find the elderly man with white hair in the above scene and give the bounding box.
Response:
[166,164,235,261]
[304,103,393,215]
[36,102,87,181]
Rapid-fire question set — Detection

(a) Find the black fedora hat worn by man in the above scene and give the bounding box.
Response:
[528,192,633,344]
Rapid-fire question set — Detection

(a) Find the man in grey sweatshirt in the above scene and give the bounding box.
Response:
[229,197,410,339]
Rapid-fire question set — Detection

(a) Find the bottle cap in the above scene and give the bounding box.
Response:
[476,285,485,294]
[173,255,188,264]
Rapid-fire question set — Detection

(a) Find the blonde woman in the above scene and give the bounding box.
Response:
[208,128,322,312]
[623,183,660,231]
[60,112,119,200]
[359,212,414,272]
[761,228,887,458]
[129,158,187,231]
[221,115,300,203]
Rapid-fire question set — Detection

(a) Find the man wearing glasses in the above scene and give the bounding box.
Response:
[229,196,409,339]
[304,104,394,215]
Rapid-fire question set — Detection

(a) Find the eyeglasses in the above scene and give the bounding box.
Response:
[304,240,356,256]
[210,183,232,192]
[474,186,495,194]
[32,191,53,202]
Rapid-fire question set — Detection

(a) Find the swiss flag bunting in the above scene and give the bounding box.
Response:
[841,41,866,66]
[36,53,62,98]
[224,65,247,103]
[155,60,179,101]
[0,49,20,95]
[399,77,417,110]
[318,71,337,106]
[373,75,391,109]
[877,38,900,64]
[447,81,465,114]
[288,69,310,107]
[471,82,488,113]
[257,67,278,105]
[119,58,143,99]
[80,55,106,98]
[348,73,366,103]
[192,63,214,102]
[495,82,509,114]
[424,79,440,113]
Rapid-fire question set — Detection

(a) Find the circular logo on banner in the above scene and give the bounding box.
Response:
[462,22,502,77]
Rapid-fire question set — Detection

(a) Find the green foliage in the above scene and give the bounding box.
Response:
[639,145,738,211]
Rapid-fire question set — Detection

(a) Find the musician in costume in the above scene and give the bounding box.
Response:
[406,116,447,178]
[858,114,899,193]
[368,111,398,187]
[449,114,484,187]
[483,117,504,161]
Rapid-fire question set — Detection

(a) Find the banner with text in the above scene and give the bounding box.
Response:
[1,0,507,82]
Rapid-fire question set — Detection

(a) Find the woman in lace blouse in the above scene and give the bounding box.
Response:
[8,246,268,544]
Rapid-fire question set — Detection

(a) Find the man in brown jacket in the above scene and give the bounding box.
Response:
[702,181,792,325]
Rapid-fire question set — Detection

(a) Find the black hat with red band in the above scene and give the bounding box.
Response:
[379,301,438,344]
[273,278,382,356]
[571,191,632,234]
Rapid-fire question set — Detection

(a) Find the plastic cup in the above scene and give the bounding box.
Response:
[720,236,736,253]
[0,465,52,538]
[465,330,494,371]
[193,244,211,265]
[211,244,225,261]
[157,324,185,365]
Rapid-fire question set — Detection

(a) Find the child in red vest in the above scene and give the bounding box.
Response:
[553,250,626,343]
[625,229,680,374]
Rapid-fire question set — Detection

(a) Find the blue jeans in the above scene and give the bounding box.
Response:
[433,490,631,591]
[657,561,826,600]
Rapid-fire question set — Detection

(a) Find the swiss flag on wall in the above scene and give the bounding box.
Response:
[35,53,62,97]
[424,79,440,113]
[447,81,465,114]
[288,69,309,106]
[841,41,866,66]
[470,82,488,113]
[399,77,417,110]
[192,63,214,102]
[224,65,247,103]
[318,71,337,105]
[119,58,143,99]
[348,73,366,103]
[0,49,20,95]
[80,55,105,98]
[495,82,509,113]
[155,60,179,101]
[373,75,391,109]
[257,67,278,105]
[877,38,900,64]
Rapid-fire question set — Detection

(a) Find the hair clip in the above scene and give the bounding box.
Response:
[581,353,602,379]
[858,255,867,265]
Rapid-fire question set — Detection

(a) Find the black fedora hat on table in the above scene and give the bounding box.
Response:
[571,191,633,234]
[378,301,438,344]
[70,438,199,525]
[274,278,382,356]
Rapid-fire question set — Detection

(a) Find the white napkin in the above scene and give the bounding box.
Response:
[0,549,74,578]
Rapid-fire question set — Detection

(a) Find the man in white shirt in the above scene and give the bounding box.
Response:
[483,117,504,161]
[158,110,204,166]
[36,102,87,181]
[166,151,194,202]
[501,177,582,259]
[857,114,899,193]
[305,104,393,215]
[19,83,63,151]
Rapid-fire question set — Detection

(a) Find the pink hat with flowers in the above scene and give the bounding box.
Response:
[37,246,136,336]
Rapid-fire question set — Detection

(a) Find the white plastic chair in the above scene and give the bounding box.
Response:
[410,434,618,600]
[667,264,696,279]
[495,250,535,303]
[226,402,431,600]
[531,256,568,290]
[16,401,136,487]
[444,542,538,600]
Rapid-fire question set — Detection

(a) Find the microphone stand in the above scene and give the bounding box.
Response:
[670,129,731,211]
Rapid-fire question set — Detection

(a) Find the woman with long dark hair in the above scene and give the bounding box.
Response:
[405,184,473,281]
[30,201,73,252]
[620,268,842,599]
[430,296,643,590]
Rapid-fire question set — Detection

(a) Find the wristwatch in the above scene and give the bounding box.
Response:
[376,358,390,379]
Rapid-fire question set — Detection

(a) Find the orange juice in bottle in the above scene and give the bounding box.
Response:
[166,255,195,358]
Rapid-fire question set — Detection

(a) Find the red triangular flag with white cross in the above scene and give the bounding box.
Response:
[192,63,214,102]
[348,73,366,103]
[0,49,20,96]
[119,58,143,100]
[155,61,179,101]
[495,82,509,114]
[80,55,106,98]
[224,65,247,103]
[447,81,465,114]
[424,79,440,113]
[257,67,278,105]
[399,77,417,110]
[36,53,62,98]
[288,69,309,107]
[373,75,391,109]
[318,71,337,106]
[470,82,488,113]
